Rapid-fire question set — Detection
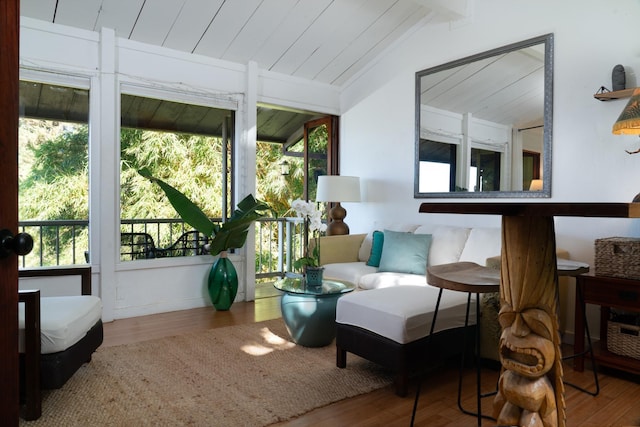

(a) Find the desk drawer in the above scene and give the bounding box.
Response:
[581,276,640,308]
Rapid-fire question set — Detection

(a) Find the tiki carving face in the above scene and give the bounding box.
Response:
[498,305,555,378]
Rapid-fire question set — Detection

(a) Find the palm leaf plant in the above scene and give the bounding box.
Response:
[139,168,271,310]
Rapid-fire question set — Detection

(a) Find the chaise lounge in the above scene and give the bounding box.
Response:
[317,223,574,396]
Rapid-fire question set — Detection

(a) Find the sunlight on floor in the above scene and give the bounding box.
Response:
[241,326,295,356]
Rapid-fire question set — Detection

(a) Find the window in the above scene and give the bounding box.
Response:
[418,139,457,192]
[119,92,235,261]
[469,148,501,192]
[18,79,90,267]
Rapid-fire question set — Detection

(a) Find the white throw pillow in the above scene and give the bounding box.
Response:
[425,225,471,266]
[459,227,501,266]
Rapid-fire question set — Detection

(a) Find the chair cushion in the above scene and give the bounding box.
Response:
[19,295,103,354]
[336,285,474,344]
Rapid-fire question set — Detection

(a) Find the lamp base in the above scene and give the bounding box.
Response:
[326,202,350,236]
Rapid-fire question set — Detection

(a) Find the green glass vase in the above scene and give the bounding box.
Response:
[207,252,238,311]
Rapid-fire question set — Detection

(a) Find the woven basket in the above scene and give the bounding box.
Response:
[595,237,640,280]
[607,321,640,359]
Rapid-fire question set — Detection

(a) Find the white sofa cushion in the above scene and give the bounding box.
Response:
[336,285,475,344]
[323,262,377,286]
[459,227,501,265]
[358,271,427,290]
[420,225,471,266]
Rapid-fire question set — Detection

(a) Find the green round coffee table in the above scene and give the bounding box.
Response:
[273,276,355,347]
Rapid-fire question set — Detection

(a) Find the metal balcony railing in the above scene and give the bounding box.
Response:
[18,217,305,278]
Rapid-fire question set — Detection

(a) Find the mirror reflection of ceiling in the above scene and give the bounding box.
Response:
[420,44,545,129]
[18,81,318,143]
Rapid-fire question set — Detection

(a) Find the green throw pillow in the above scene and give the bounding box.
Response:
[378,230,431,275]
[366,230,384,267]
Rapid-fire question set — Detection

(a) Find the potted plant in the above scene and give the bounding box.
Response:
[139,168,271,310]
[290,199,327,289]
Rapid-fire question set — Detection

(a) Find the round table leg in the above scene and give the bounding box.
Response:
[280,293,340,347]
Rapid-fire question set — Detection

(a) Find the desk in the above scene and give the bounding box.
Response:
[419,202,640,427]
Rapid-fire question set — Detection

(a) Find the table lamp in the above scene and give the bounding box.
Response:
[316,176,361,235]
[529,179,543,191]
[612,87,640,201]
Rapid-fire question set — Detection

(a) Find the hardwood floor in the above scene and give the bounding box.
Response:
[103,297,640,426]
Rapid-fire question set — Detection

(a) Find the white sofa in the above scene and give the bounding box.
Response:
[323,224,575,396]
[319,224,503,289]
[322,224,504,396]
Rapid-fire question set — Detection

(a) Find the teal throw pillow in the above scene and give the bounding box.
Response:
[366,230,384,267]
[378,230,431,275]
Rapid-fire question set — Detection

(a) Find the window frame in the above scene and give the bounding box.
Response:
[117,82,240,264]
[18,68,93,267]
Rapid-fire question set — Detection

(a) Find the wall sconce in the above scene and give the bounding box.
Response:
[280,160,290,176]
[316,175,361,235]
[613,87,640,150]
[612,88,640,201]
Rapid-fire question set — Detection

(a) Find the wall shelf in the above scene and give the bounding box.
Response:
[594,87,637,101]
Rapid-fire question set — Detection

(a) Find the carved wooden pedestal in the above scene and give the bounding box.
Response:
[418,202,640,427]
[495,215,564,427]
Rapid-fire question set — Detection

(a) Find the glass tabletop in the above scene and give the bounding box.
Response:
[273,276,355,296]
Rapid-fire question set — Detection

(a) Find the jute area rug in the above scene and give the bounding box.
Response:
[20,319,393,426]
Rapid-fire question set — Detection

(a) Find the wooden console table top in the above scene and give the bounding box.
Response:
[419,202,640,218]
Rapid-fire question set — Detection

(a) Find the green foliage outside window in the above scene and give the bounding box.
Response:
[19,105,329,269]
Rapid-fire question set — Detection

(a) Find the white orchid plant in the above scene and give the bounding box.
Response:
[290,199,327,270]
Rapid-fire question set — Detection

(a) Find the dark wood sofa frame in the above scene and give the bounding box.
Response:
[336,323,471,397]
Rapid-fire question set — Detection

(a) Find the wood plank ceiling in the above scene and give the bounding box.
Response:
[18,1,472,142]
[19,0,464,86]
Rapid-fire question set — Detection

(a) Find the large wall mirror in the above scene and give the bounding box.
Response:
[415,34,553,198]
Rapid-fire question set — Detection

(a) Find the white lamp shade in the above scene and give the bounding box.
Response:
[529,179,543,191]
[316,176,361,202]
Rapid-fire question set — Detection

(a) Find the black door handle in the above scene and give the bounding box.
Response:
[0,229,33,258]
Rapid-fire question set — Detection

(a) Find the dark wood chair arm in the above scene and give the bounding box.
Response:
[18,290,41,420]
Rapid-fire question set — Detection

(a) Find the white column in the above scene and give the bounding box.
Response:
[96,27,118,321]
[241,61,258,301]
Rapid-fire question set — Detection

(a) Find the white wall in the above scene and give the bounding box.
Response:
[19,18,340,321]
[339,0,640,340]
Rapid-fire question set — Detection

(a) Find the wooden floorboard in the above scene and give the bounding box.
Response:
[102,296,640,426]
